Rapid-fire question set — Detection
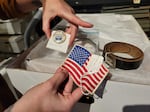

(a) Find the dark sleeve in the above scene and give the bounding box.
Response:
[0,0,27,20]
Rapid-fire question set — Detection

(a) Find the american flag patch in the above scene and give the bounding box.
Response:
[81,64,109,94]
[62,45,109,94]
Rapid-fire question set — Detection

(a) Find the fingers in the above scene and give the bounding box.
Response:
[63,76,73,95]
[42,9,56,38]
[62,12,93,28]
[43,15,93,40]
[65,24,78,46]
[50,68,69,90]
[71,87,83,103]
[42,0,93,39]
[42,19,51,38]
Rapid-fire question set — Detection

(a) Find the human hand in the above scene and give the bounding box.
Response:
[42,0,93,44]
[11,67,83,112]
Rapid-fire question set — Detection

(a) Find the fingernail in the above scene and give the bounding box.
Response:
[60,67,68,74]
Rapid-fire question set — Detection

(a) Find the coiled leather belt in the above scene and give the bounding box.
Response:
[103,42,144,70]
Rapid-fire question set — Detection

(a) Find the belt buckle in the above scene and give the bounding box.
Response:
[104,52,116,68]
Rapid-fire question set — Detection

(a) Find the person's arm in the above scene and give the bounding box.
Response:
[5,67,82,112]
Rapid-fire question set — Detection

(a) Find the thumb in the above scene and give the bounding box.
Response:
[50,68,69,90]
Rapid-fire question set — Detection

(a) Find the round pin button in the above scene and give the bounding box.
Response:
[53,30,66,44]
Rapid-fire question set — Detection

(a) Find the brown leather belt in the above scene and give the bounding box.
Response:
[103,42,144,70]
